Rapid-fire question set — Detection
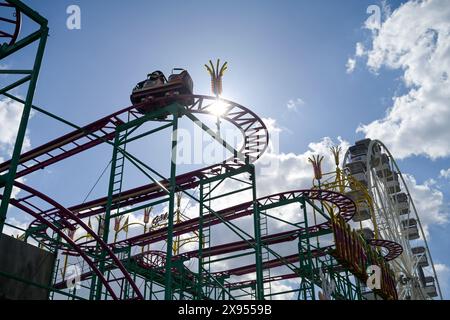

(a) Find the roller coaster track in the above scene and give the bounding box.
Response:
[0,95,268,179]
[0,95,269,299]
[54,245,333,291]
[368,239,403,262]
[29,189,356,253]
[48,188,357,291]
[54,223,403,291]
[0,181,144,300]
[0,1,22,47]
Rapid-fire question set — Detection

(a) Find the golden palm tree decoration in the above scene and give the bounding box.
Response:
[113,216,125,242]
[205,59,228,97]
[308,155,324,181]
[113,215,142,242]
[142,207,153,253]
[172,192,199,255]
[330,146,342,168]
[330,145,344,192]
[308,154,325,248]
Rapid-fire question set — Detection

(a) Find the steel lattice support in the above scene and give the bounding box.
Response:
[80,100,267,300]
[194,163,263,300]
[0,0,48,234]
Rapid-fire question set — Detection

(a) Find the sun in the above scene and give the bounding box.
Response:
[208,99,229,117]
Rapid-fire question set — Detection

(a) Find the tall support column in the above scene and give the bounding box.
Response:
[164,112,179,300]
[94,132,121,300]
[0,13,48,233]
[197,179,205,300]
[298,200,316,300]
[250,164,264,300]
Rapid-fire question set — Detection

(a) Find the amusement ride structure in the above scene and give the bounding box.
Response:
[0,0,442,300]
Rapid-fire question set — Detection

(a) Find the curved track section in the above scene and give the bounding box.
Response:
[0,1,21,46]
[257,189,356,233]
[0,95,268,179]
[134,250,169,269]
[368,239,403,262]
[32,189,356,252]
[42,188,357,292]
[119,189,356,249]
[3,182,144,300]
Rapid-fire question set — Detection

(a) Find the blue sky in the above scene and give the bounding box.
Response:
[1,0,449,299]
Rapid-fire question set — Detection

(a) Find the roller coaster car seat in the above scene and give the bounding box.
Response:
[130,69,194,116]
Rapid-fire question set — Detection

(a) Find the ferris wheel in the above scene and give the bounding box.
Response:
[343,139,442,300]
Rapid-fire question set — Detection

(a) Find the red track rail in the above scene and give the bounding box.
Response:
[368,239,403,261]
[0,95,268,179]
[36,188,356,292]
[0,2,21,46]
[2,182,144,300]
[29,189,356,252]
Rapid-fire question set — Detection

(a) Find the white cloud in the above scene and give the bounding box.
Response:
[257,137,350,197]
[402,173,448,238]
[354,0,450,159]
[440,168,450,179]
[0,98,31,156]
[286,98,305,112]
[435,263,450,296]
[0,98,33,231]
[346,58,356,74]
[3,217,28,238]
[257,118,350,197]
[270,280,297,300]
[355,42,366,57]
[346,43,366,74]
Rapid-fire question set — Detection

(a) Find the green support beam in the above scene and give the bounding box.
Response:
[0,0,49,234]
[250,165,264,300]
[95,132,122,300]
[164,112,179,300]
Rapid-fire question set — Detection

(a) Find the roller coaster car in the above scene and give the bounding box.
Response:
[130,69,194,115]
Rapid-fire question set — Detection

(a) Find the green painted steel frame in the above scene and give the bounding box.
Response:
[256,196,363,300]
[196,163,263,300]
[89,101,264,300]
[0,0,49,234]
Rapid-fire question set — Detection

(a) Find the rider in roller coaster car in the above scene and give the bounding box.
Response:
[130,69,194,118]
